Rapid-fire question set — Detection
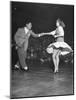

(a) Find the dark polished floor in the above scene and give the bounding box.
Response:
[11,60,74,98]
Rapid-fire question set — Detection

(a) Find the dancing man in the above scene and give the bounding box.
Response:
[14,19,40,71]
[39,18,73,73]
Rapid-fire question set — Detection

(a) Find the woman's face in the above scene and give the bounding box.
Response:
[56,21,60,27]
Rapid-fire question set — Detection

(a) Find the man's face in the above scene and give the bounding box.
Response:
[26,22,32,30]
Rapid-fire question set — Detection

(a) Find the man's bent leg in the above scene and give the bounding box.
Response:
[17,47,28,69]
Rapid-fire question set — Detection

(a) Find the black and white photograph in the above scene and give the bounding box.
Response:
[10,1,74,99]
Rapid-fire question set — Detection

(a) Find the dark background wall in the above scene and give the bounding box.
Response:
[11,1,74,49]
[11,2,74,66]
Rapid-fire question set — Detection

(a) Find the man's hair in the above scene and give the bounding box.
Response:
[25,18,32,24]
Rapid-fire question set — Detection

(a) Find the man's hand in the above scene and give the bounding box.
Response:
[38,33,45,37]
[38,34,41,37]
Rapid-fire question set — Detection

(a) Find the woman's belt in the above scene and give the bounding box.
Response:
[55,36,64,42]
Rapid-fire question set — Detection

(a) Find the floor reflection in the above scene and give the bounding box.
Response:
[11,60,74,98]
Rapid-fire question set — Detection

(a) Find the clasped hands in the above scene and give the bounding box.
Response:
[29,30,45,37]
[38,33,45,37]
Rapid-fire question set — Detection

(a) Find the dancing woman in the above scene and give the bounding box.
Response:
[39,18,73,73]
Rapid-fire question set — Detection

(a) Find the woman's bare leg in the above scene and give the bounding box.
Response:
[55,50,60,72]
[52,49,58,73]
[52,49,61,73]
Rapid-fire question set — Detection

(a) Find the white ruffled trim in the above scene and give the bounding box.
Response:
[46,42,72,55]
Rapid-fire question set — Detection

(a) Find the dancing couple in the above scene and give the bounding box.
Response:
[14,18,73,73]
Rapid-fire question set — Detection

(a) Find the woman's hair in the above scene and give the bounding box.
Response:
[57,18,65,28]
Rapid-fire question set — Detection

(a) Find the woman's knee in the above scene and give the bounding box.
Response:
[55,51,60,61]
[52,53,56,60]
[53,49,57,57]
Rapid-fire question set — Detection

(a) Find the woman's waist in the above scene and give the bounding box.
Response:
[55,36,64,42]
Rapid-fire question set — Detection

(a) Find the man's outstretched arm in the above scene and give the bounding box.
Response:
[30,30,40,37]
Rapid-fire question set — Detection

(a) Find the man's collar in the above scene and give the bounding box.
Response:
[24,27,29,34]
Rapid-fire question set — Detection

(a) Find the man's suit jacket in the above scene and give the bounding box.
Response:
[14,27,38,50]
[14,27,30,48]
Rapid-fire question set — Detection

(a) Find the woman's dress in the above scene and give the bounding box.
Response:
[46,26,73,55]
